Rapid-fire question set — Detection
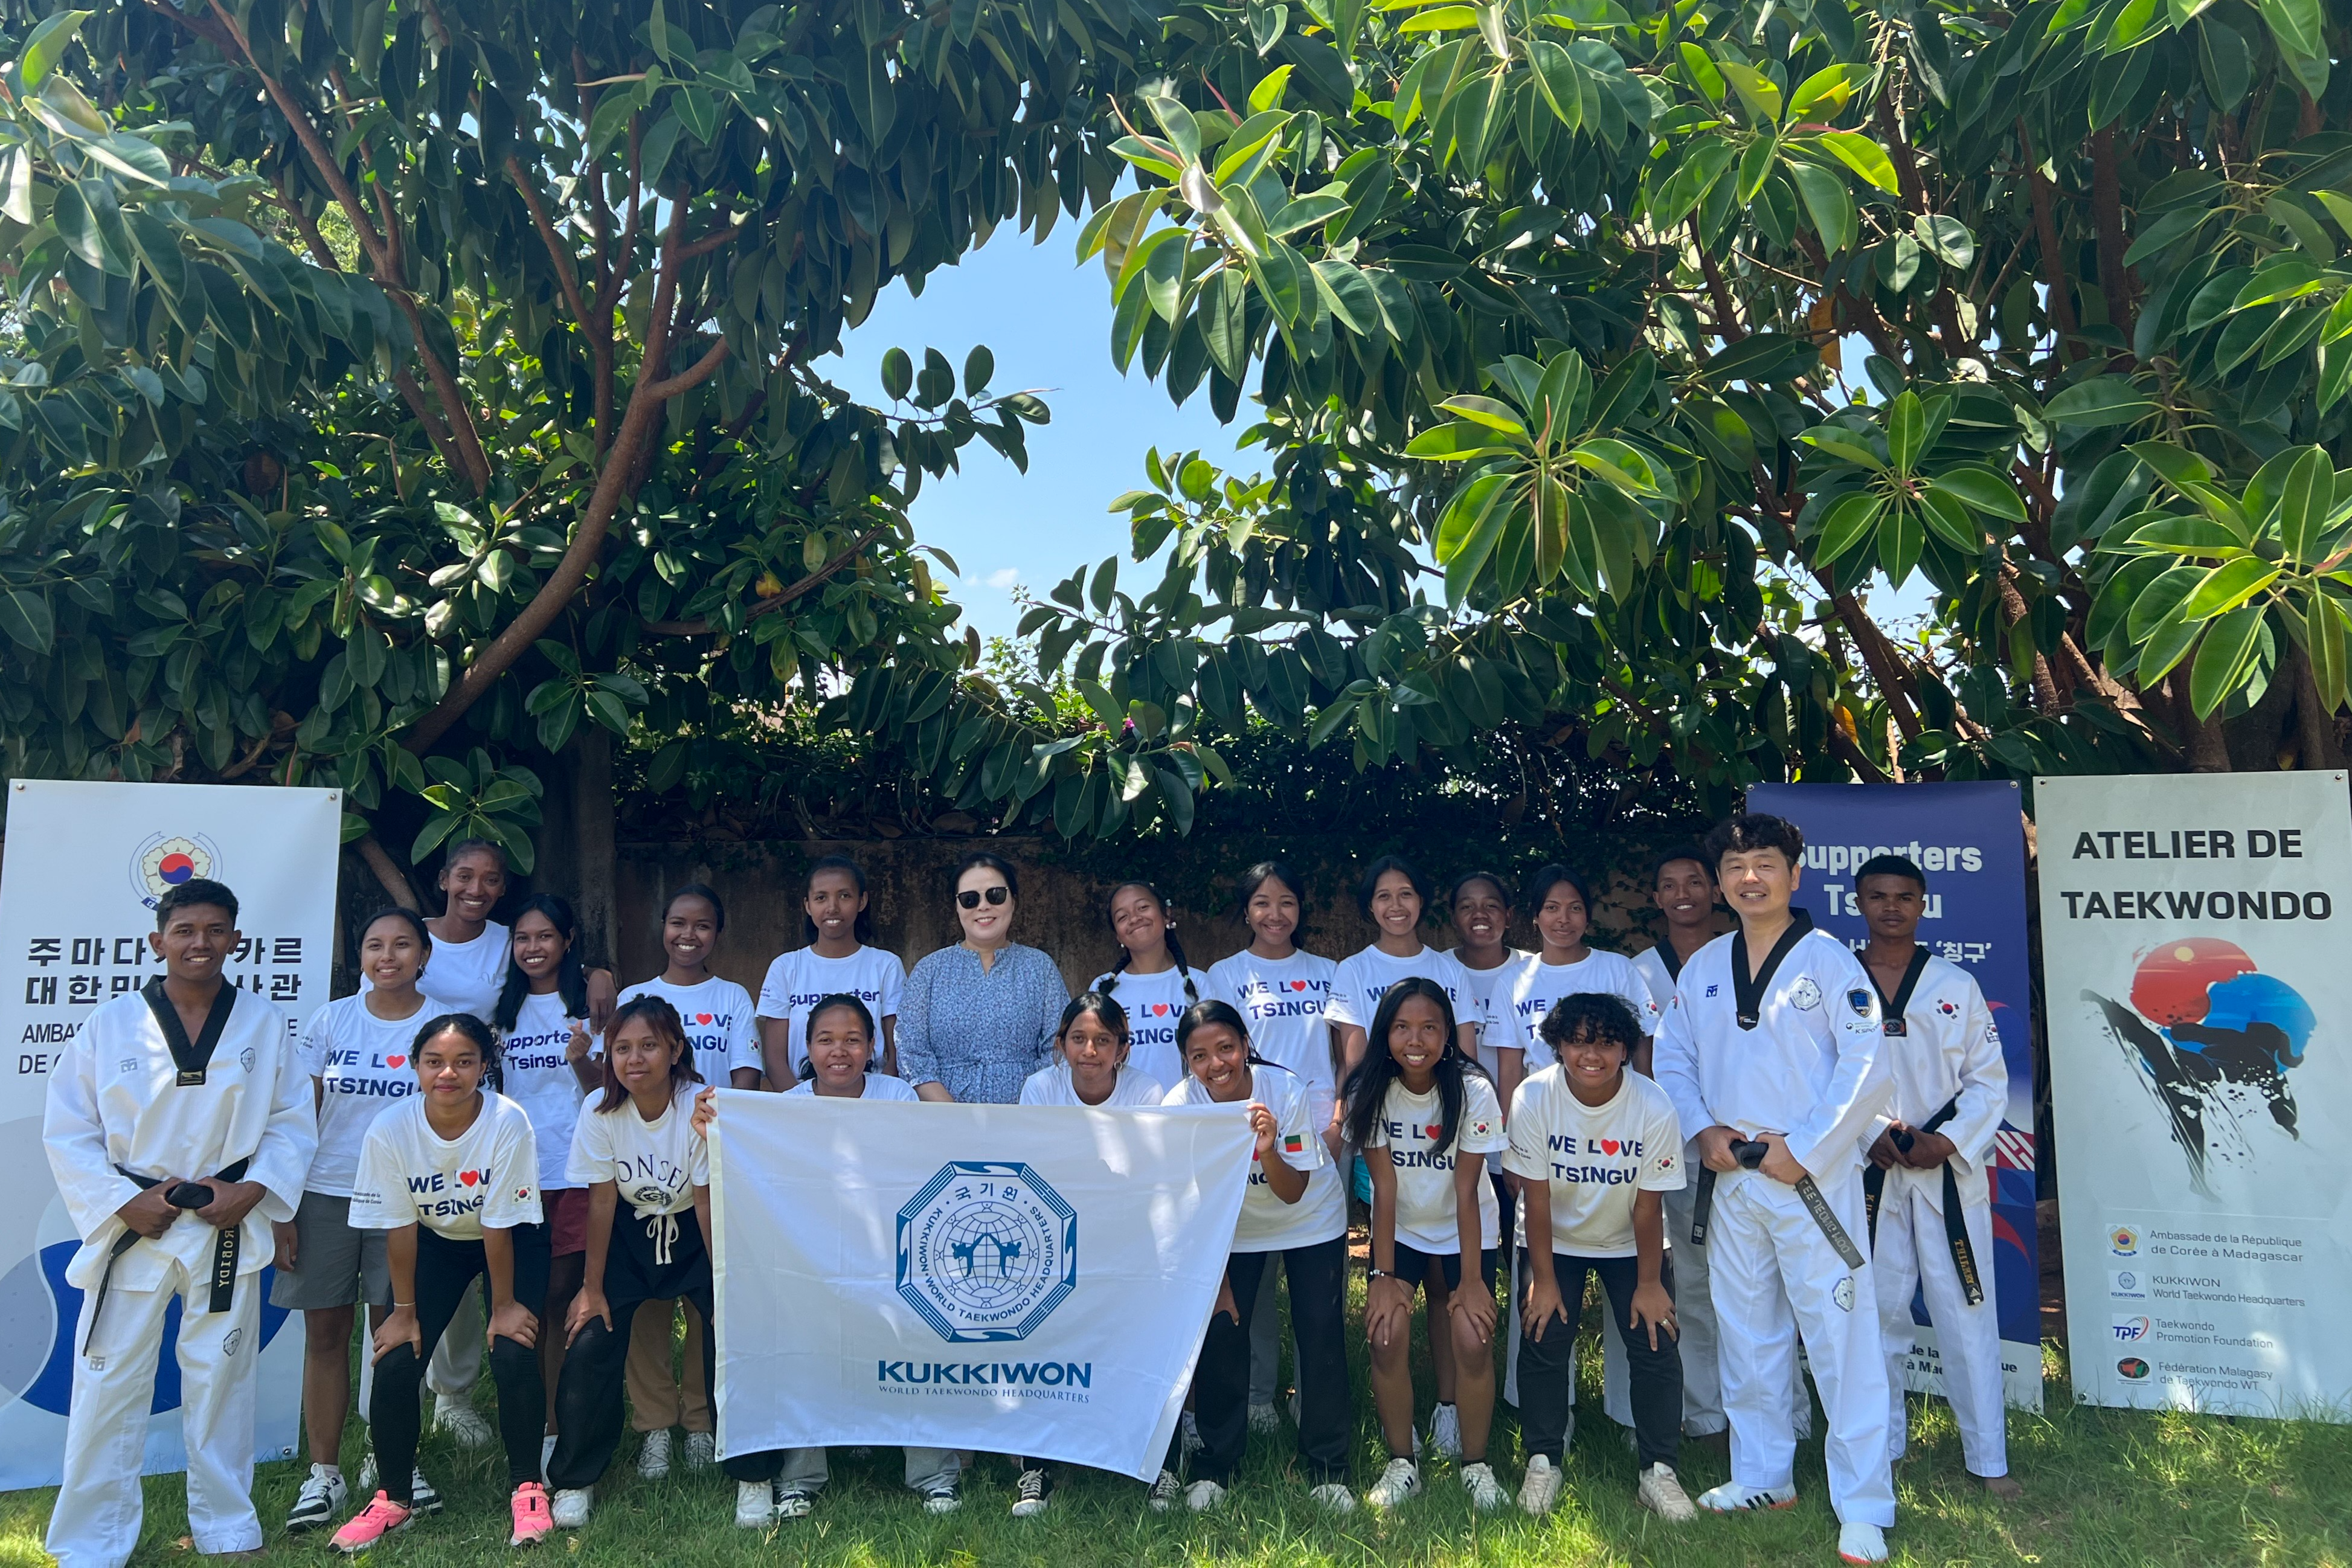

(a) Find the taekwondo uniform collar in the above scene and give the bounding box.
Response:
[1865,945,1932,1038]
[1729,908,1814,1030]
[141,975,240,1087]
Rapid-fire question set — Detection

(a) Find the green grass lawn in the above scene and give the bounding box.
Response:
[4,1293,2347,1567]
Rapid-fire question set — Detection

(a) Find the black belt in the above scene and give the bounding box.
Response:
[1689,1138,1866,1270]
[1863,1098,1985,1305]
[85,1159,249,1353]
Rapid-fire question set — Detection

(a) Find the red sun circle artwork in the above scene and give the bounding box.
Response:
[2129,937,2258,1026]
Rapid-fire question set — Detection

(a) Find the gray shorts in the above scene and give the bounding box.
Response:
[268,1190,392,1311]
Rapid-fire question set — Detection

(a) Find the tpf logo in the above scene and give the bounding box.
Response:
[2111,1314,2153,1343]
[896,1162,1076,1344]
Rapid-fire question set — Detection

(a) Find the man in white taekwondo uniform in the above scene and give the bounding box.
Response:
[1852,855,2017,1498]
[43,878,315,1568]
[1654,814,1896,1566]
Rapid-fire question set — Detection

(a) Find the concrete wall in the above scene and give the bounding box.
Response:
[609,837,1674,994]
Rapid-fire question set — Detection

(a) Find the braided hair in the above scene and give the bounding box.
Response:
[1097,881,1200,1004]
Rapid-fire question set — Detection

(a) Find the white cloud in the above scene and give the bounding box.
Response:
[983,567,1021,591]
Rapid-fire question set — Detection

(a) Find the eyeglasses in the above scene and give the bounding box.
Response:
[956,885,1011,910]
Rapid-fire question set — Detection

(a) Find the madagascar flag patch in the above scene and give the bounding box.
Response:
[1283,1133,1305,1154]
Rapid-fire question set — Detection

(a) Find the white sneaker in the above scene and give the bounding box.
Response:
[1697,1479,1799,1512]
[1638,1463,1697,1522]
[1180,1410,1205,1455]
[1148,1468,1182,1512]
[1184,1479,1226,1511]
[286,1464,347,1532]
[683,1430,715,1468]
[1247,1401,1280,1433]
[638,1427,673,1480]
[1309,1482,1357,1514]
[1838,1521,1890,1563]
[1518,1454,1563,1517]
[550,1488,592,1528]
[1428,1402,1463,1459]
[1460,1461,1509,1513]
[734,1479,775,1528]
[1366,1457,1421,1509]
[434,1397,495,1448]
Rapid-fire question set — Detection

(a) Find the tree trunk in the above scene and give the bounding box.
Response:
[571,728,620,972]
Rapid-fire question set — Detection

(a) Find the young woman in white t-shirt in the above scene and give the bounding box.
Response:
[1505,992,1694,1523]
[274,908,439,1532]
[1447,871,1529,1117]
[1162,1001,1355,1515]
[1090,881,1201,1090]
[1333,856,1480,1081]
[1019,992,1166,1108]
[699,997,948,1526]
[330,1014,551,1551]
[755,856,905,1084]
[544,997,712,1527]
[1347,978,1511,1512]
[489,895,601,1437]
[1510,864,1660,1074]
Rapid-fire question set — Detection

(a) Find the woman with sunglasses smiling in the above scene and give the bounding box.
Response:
[896,852,1070,1105]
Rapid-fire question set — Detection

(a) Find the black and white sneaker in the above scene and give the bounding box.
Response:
[920,1478,961,1515]
[1148,1468,1182,1512]
[1011,1467,1051,1517]
[409,1468,443,1515]
[286,1464,347,1532]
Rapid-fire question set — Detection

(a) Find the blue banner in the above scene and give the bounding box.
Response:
[1746,781,2041,1409]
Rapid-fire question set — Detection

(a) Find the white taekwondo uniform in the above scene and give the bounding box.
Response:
[1867,948,2008,1479]
[43,980,313,1568]
[1654,916,1895,1527]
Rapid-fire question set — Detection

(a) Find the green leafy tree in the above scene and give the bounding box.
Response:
[997,0,2352,811]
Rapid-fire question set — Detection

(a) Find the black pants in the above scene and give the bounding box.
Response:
[1517,1250,1683,1468]
[547,1208,716,1491]
[1183,1238,1352,1486]
[371,1223,553,1501]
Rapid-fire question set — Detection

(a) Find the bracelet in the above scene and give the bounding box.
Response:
[1366,1268,1395,1282]
[393,1301,414,1309]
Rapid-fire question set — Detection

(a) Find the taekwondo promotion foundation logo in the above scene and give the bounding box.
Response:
[2083,936,2311,1193]
[896,1162,1076,1343]
[129,832,222,908]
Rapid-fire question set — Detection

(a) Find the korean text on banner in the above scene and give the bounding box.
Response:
[1746,782,2042,1412]
[710,1094,1255,1479]
[0,779,342,1489]
[2036,771,2351,1421]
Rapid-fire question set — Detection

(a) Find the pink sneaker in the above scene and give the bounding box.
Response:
[510,1480,553,1547]
[330,1492,414,1554]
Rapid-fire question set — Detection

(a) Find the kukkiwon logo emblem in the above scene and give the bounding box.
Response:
[896,1162,1077,1343]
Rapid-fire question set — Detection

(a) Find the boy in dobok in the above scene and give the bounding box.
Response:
[1653,815,1897,1566]
[1853,855,2017,1498]
[43,879,316,1568]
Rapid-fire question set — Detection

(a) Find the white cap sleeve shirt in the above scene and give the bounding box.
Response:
[1503,1067,1685,1256]
[1087,966,1197,1090]
[619,975,759,1081]
[1163,1064,1346,1252]
[496,989,588,1193]
[783,1072,922,1102]
[1018,1063,1168,1107]
[1334,944,1488,1046]
[1508,949,1662,1070]
[754,946,907,1076]
[1363,1072,1510,1253]
[349,1092,543,1239]
[297,993,431,1197]
[566,1085,709,1218]
[361,920,509,1022]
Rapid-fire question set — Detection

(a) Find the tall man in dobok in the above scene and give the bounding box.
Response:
[1653,815,1897,1565]
[43,878,316,1568]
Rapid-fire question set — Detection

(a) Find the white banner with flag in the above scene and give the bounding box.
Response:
[0,779,342,1488]
[710,1093,1255,1479]
[2037,770,2352,1420]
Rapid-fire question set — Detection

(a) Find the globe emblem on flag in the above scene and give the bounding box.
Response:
[129,832,223,908]
[896,1162,1077,1343]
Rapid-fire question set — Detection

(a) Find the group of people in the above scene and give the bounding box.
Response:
[40,814,2016,1568]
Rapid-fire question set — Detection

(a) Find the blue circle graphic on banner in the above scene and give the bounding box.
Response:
[895,1162,1076,1344]
[2,1241,289,1416]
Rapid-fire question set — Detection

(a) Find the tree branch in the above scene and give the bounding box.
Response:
[2017,120,2081,359]
[2089,127,2140,351]
[356,833,422,909]
[642,524,890,635]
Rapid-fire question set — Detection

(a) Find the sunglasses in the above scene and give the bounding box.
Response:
[956,885,1012,910]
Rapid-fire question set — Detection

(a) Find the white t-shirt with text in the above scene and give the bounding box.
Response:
[361,920,508,1023]
[1507,949,1660,1070]
[1364,1072,1509,1253]
[498,989,588,1192]
[1089,965,1199,1091]
[349,1091,542,1241]
[1163,1064,1346,1252]
[1206,949,1353,1123]
[756,945,907,1075]
[567,1084,709,1218]
[619,975,759,1084]
[297,993,431,1197]
[1504,1067,1684,1257]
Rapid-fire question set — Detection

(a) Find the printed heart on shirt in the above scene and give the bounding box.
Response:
[1153,1004,1171,1017]
[1424,1123,1443,1139]
[1291,980,1308,991]
[1599,1140,1621,1156]
[697,1013,715,1025]
[458,1169,481,1186]
[385,1055,405,1069]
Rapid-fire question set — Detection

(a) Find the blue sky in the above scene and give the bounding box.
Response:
[827,228,1244,643]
